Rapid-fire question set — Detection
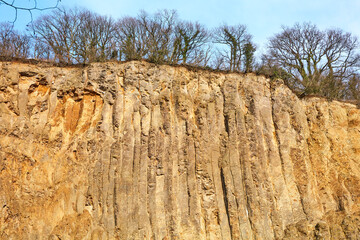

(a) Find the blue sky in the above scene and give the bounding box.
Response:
[1,0,360,53]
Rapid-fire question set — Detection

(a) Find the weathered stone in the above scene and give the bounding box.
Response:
[0,61,359,239]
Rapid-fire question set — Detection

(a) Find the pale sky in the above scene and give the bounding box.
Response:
[1,0,360,54]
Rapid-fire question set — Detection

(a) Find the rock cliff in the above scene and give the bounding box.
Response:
[0,61,359,239]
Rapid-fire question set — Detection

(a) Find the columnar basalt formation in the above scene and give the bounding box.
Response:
[0,61,359,239]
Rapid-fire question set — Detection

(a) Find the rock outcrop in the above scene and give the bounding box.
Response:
[0,61,359,239]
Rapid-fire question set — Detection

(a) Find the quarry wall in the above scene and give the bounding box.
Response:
[0,61,359,239]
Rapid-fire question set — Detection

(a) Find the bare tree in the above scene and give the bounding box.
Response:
[171,21,210,64]
[243,40,256,73]
[0,22,31,58]
[211,51,226,70]
[73,10,97,63]
[137,9,178,63]
[74,10,116,63]
[265,22,360,98]
[257,55,292,84]
[0,0,60,23]
[12,32,31,58]
[32,37,52,60]
[346,74,360,100]
[0,22,13,56]
[31,8,82,63]
[1,6,257,71]
[115,16,148,61]
[213,24,252,71]
[32,7,118,64]
[116,10,211,65]
[95,15,116,62]
[191,44,212,67]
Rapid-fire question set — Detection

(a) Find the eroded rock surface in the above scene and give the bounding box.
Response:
[0,61,359,239]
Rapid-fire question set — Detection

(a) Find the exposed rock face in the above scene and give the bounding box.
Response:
[0,61,359,239]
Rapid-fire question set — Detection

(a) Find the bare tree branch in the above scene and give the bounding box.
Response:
[0,0,60,23]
